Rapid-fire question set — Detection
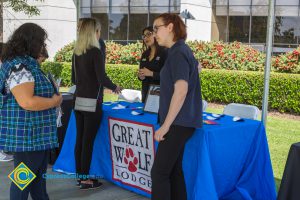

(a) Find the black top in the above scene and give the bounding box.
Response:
[139,47,167,102]
[71,47,116,102]
[277,142,300,200]
[159,39,202,128]
[99,38,106,60]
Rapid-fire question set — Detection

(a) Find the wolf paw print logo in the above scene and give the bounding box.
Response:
[124,147,138,172]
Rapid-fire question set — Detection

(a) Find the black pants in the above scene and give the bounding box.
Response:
[10,150,49,200]
[151,125,195,200]
[74,106,102,180]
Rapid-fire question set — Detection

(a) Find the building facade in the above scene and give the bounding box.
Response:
[3,0,300,58]
[3,0,77,58]
[213,0,300,52]
[82,0,300,52]
[81,0,213,43]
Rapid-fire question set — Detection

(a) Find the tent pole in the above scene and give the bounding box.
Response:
[262,0,275,126]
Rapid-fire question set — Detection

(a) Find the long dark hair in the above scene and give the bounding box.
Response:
[0,42,5,60]
[2,23,48,61]
[141,26,161,58]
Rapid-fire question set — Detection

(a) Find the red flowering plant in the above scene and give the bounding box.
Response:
[187,41,265,71]
[272,47,300,74]
[53,40,300,74]
[119,42,142,65]
[105,41,123,64]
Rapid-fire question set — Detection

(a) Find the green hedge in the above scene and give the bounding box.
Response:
[201,70,300,114]
[41,62,300,114]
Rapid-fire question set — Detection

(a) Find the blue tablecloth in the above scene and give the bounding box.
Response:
[53,102,276,200]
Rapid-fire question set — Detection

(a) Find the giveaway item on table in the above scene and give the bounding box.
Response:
[144,84,160,114]
[212,114,224,118]
[233,116,244,122]
[56,106,63,127]
[112,104,129,110]
[203,120,219,125]
[47,73,63,127]
[206,116,217,120]
[131,110,144,115]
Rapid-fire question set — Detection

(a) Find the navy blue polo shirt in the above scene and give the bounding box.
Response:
[159,39,202,128]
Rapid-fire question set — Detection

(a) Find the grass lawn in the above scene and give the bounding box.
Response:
[61,87,300,191]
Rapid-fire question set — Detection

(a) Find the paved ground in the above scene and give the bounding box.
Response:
[0,161,149,200]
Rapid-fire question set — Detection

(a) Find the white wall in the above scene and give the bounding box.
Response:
[180,0,212,41]
[3,0,77,59]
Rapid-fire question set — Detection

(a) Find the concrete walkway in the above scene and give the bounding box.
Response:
[0,161,149,200]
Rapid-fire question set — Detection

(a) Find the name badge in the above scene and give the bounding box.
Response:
[142,58,147,61]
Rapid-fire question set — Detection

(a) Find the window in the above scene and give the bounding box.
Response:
[251,17,268,43]
[129,14,148,40]
[229,16,250,42]
[274,17,298,44]
[276,0,298,5]
[93,13,109,40]
[229,0,251,5]
[216,6,228,16]
[92,0,109,13]
[252,0,268,5]
[109,14,128,40]
[252,6,269,16]
[216,0,228,5]
[90,0,180,42]
[275,6,298,17]
[149,14,161,25]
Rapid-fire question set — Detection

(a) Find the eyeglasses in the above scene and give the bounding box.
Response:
[153,24,166,33]
[142,32,153,40]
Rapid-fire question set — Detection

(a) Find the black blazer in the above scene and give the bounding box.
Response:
[71,47,116,102]
[139,47,167,102]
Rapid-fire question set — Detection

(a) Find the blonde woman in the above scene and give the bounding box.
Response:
[72,18,121,190]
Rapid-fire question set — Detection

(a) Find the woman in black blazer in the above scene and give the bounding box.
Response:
[138,26,167,102]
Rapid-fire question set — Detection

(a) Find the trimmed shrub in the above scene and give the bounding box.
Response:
[272,47,300,73]
[188,41,266,71]
[54,41,75,63]
[41,61,300,114]
[40,61,63,80]
[60,62,73,87]
[54,40,300,74]
[201,69,300,114]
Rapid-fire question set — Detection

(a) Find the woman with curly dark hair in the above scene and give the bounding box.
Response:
[138,26,167,102]
[0,23,62,200]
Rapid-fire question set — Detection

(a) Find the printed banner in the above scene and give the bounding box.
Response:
[109,117,155,193]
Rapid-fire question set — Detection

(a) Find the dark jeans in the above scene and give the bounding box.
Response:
[10,150,49,200]
[151,125,195,200]
[74,106,102,180]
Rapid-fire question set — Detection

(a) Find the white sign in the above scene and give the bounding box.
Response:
[109,117,155,193]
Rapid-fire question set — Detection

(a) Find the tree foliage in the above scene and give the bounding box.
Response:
[4,0,43,16]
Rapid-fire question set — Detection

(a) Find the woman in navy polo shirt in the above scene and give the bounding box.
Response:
[151,13,203,200]
[138,26,167,102]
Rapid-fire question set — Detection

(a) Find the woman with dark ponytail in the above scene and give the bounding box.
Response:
[138,26,167,102]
